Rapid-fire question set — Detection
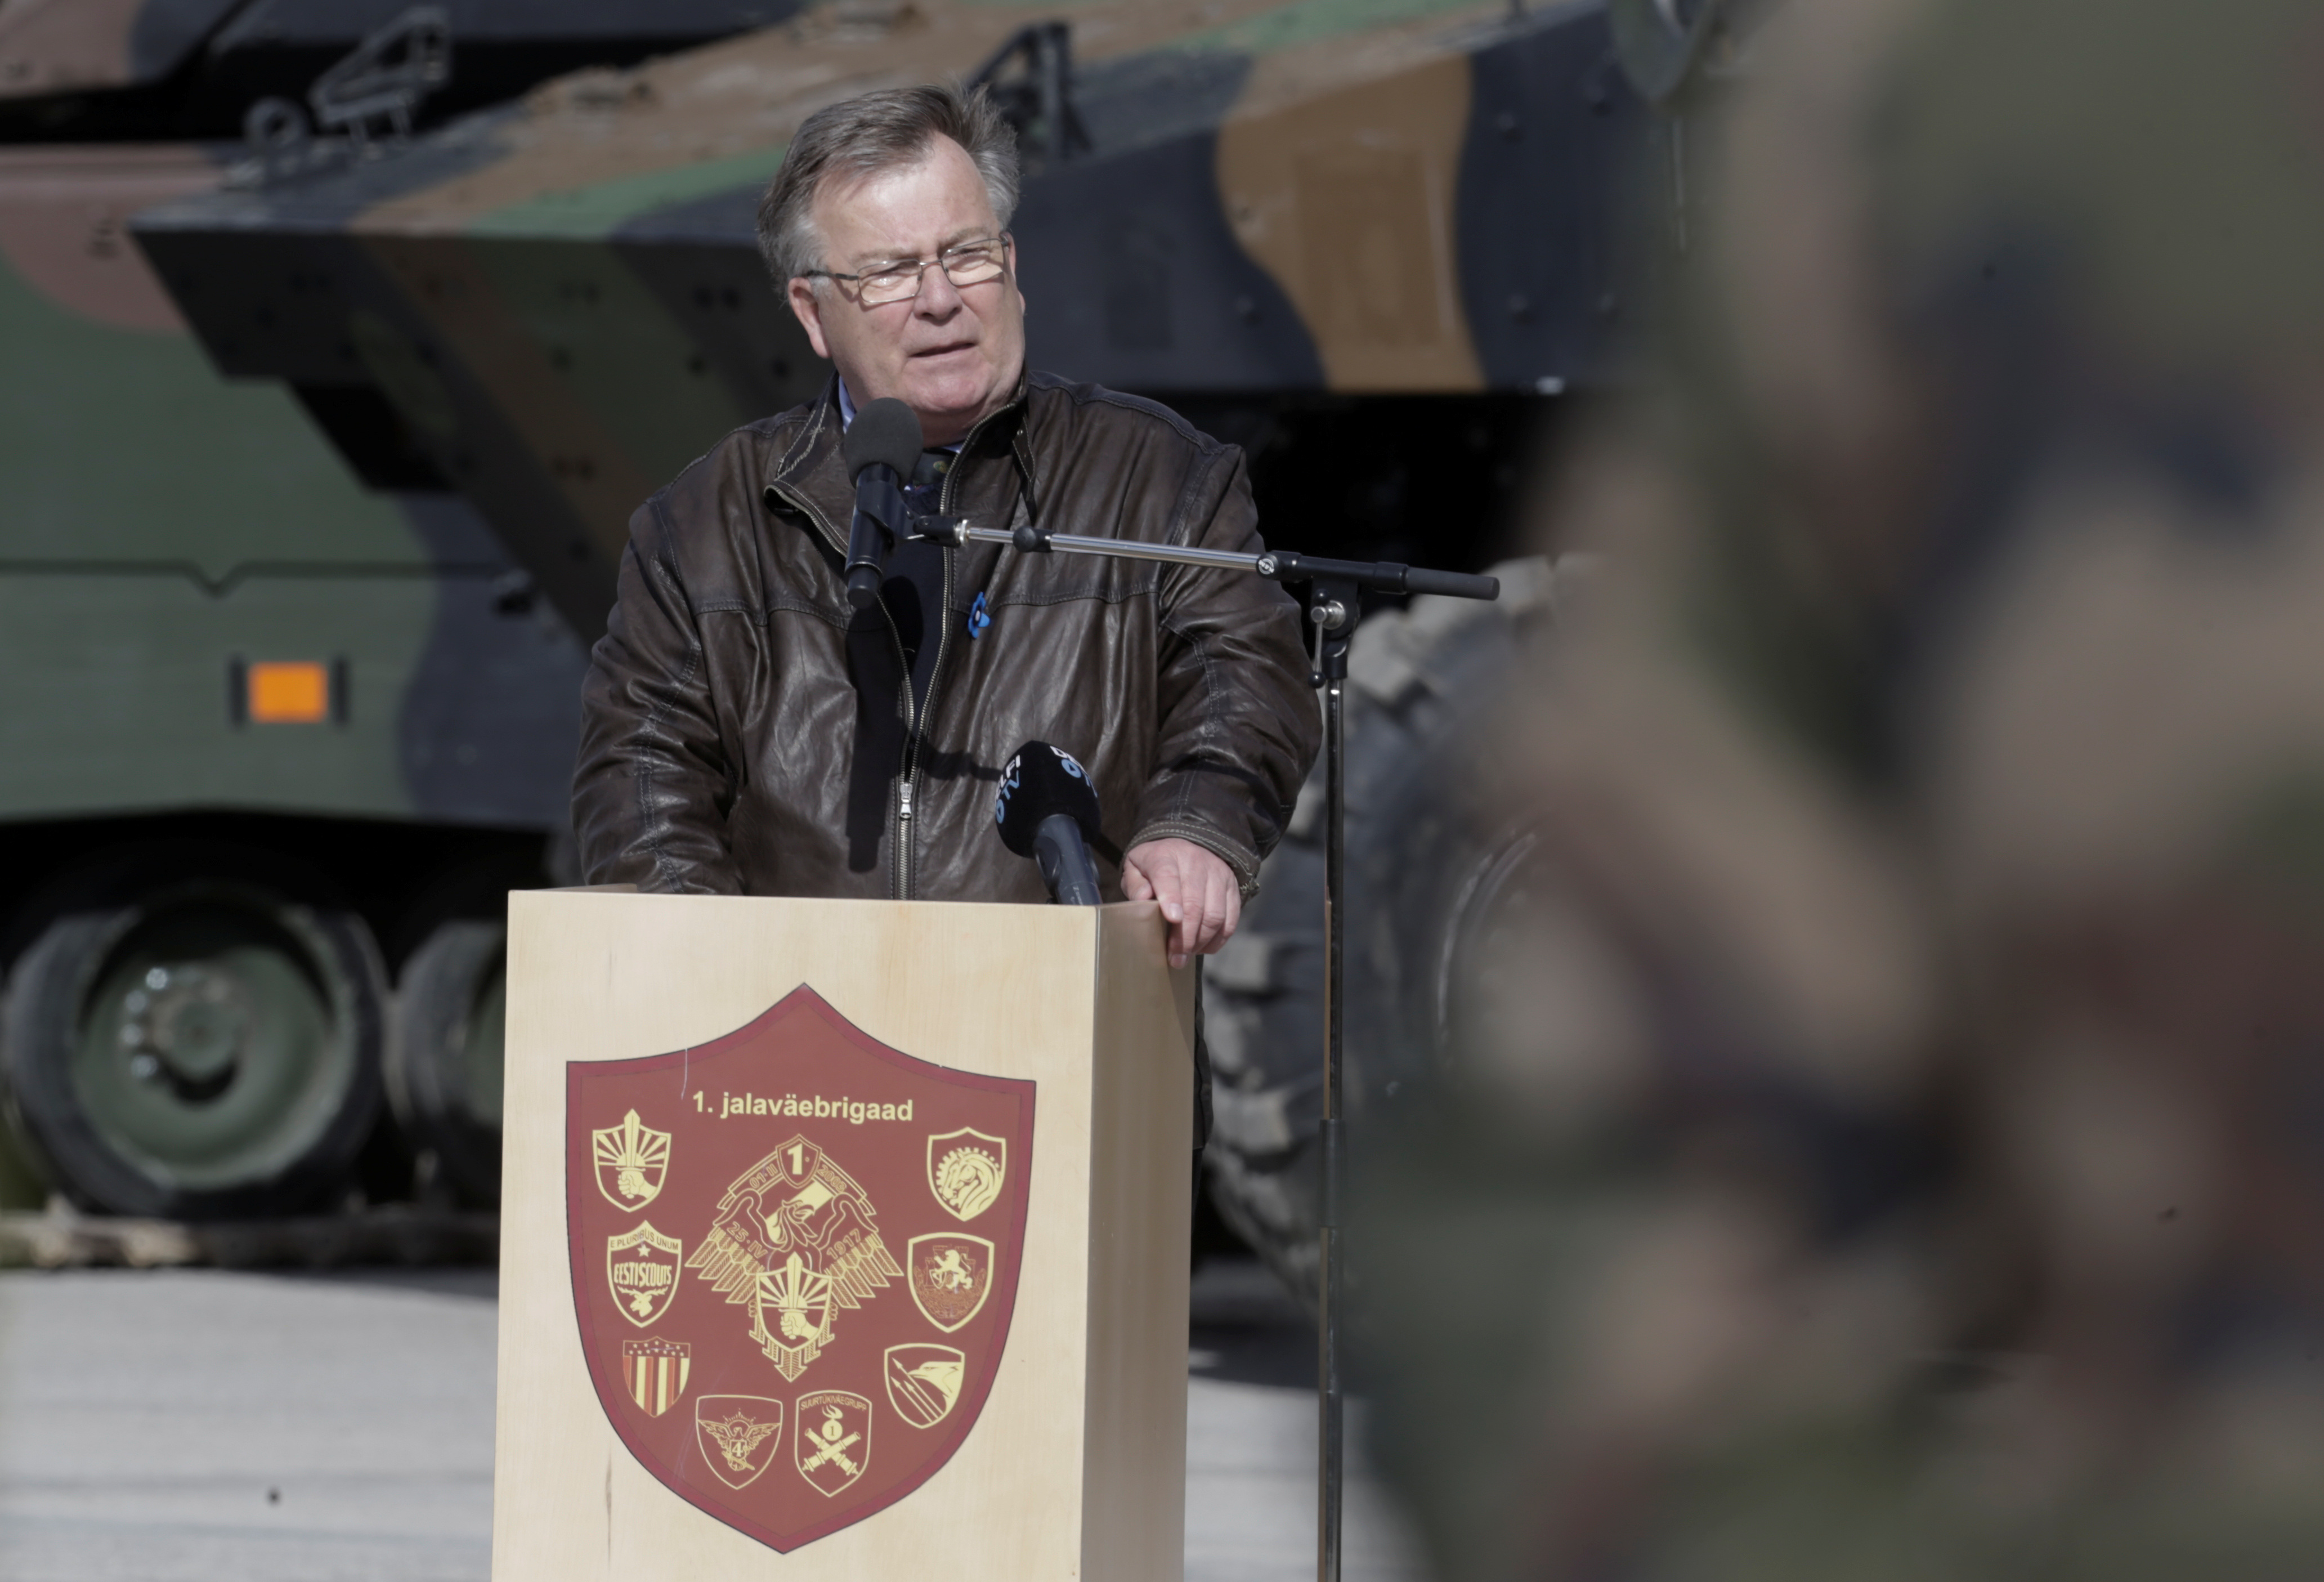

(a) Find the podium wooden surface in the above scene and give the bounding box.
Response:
[492,892,1196,1582]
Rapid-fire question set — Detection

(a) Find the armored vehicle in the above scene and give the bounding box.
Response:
[0,1,793,1222]
[129,0,1694,1284]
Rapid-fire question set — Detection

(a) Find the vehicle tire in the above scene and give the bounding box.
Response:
[386,918,506,1206]
[0,846,388,1220]
[1201,558,1561,1304]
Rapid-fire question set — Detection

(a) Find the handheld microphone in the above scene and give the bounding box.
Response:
[840,398,923,610]
[995,741,1104,906]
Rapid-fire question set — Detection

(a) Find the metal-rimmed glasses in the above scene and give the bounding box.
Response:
[803,234,1012,307]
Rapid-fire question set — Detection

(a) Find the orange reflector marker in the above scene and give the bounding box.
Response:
[247,660,331,724]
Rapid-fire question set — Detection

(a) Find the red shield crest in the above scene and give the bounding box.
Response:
[567,986,1035,1552]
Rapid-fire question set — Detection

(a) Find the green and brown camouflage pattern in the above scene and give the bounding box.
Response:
[0,0,242,104]
[0,3,795,1206]
[0,2,789,829]
[1357,0,2324,1575]
[132,0,1649,639]
[0,1,797,140]
[0,143,588,831]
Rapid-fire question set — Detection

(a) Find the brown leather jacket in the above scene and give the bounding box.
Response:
[572,373,1320,902]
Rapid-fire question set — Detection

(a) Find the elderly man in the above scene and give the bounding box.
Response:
[572,83,1319,968]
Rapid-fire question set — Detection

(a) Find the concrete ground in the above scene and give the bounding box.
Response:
[0,1258,1427,1582]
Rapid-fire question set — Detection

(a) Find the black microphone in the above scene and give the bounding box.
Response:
[995,741,1104,906]
[840,397,923,610]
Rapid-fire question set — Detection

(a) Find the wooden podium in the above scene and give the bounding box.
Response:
[492,892,1196,1581]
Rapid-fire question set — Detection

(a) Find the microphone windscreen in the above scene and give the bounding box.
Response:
[995,742,1103,857]
[842,397,924,482]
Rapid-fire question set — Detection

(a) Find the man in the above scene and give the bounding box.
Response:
[572,83,1319,969]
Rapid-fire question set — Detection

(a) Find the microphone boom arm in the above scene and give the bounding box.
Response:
[908,519,1502,601]
[914,508,1497,1582]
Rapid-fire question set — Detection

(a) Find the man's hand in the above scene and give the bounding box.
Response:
[1121,838,1242,969]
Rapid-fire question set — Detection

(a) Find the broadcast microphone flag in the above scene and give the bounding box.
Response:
[994,743,1104,906]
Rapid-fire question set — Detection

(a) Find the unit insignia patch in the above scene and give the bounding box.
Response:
[883,1344,966,1429]
[696,1395,783,1489]
[593,1109,670,1210]
[606,1221,682,1328]
[926,1127,1006,1221]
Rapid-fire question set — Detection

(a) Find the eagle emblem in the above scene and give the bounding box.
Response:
[925,1127,1006,1221]
[687,1134,902,1382]
[695,1395,784,1489]
[592,1109,670,1210]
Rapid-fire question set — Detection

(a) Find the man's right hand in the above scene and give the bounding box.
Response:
[1122,838,1242,969]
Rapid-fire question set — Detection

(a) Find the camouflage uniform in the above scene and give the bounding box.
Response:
[1357,0,2324,1575]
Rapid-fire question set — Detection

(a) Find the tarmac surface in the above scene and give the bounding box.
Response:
[0,1256,1426,1582]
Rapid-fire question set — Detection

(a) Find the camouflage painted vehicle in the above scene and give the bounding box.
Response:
[0,0,796,141]
[129,0,1661,1275]
[0,1,781,1221]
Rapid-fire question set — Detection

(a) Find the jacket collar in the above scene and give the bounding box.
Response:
[763,370,1032,551]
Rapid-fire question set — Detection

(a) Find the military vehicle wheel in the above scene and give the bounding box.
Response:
[0,848,387,1220]
[1201,559,1559,1304]
[387,919,507,1206]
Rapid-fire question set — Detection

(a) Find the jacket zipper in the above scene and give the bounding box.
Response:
[884,606,914,900]
[893,399,1023,900]
[773,398,1017,901]
[897,543,957,899]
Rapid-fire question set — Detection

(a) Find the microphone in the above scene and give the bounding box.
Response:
[995,741,1104,906]
[840,397,923,610]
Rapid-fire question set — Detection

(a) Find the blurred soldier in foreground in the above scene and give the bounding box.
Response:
[1358,0,2324,1575]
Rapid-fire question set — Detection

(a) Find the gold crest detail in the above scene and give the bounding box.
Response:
[925,1127,1006,1221]
[695,1395,784,1489]
[592,1109,671,1210]
[906,1232,993,1333]
[621,1337,689,1416]
[795,1390,872,1496]
[688,1135,902,1383]
[884,1343,966,1429]
[606,1221,682,1328]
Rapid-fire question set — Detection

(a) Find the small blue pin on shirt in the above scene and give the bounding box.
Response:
[968,591,992,639]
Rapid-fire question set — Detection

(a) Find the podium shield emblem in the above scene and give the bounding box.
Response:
[567,986,1035,1553]
[884,1344,966,1429]
[592,1109,670,1209]
[606,1222,682,1327]
[925,1127,1006,1221]
[906,1232,994,1333]
[794,1389,873,1496]
[621,1338,690,1416]
[696,1395,783,1489]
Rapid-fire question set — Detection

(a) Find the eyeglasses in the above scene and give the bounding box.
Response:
[805,235,1012,307]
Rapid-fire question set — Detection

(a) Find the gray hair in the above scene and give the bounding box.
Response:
[757,83,1020,284]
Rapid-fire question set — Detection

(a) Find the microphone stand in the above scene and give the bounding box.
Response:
[911,515,1499,1582]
